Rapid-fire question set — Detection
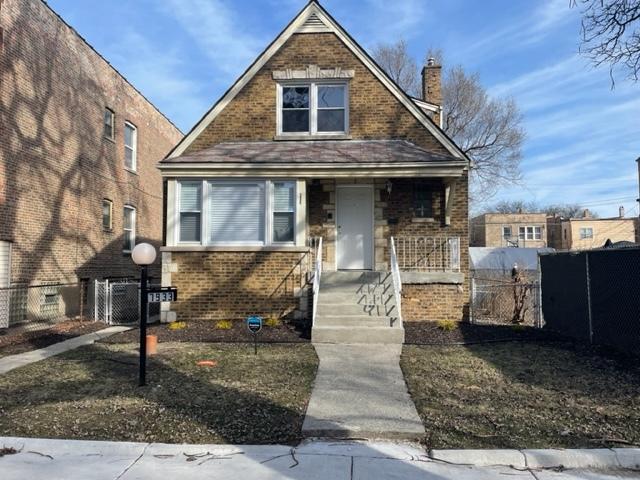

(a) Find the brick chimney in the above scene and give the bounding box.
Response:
[421,57,442,126]
[583,208,592,219]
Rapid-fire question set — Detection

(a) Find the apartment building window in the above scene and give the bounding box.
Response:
[123,205,136,252]
[519,226,542,240]
[580,227,593,239]
[277,82,348,135]
[102,199,113,231]
[412,183,433,218]
[124,122,137,171]
[502,226,512,238]
[104,108,115,140]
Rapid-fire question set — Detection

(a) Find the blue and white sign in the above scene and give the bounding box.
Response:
[246,316,263,333]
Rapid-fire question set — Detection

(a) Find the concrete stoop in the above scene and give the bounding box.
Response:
[312,271,403,344]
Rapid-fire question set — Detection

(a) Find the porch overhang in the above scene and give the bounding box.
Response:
[158,139,468,178]
[158,162,466,178]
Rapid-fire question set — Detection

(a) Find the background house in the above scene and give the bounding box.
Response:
[0,0,182,325]
[471,212,548,248]
[547,208,636,250]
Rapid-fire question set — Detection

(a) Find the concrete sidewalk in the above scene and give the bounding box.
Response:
[0,326,130,374]
[1,437,638,479]
[302,344,425,439]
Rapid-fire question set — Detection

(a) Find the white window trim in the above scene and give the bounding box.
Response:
[176,181,203,245]
[175,179,297,247]
[268,180,296,245]
[102,199,113,231]
[580,227,594,239]
[124,121,137,171]
[276,81,349,137]
[123,205,136,253]
[104,108,115,140]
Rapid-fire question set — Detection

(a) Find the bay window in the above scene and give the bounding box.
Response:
[278,82,348,135]
[176,180,297,246]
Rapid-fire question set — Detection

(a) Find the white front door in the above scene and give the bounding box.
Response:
[336,186,373,270]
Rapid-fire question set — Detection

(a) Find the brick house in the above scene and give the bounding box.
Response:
[159,2,470,343]
[471,213,548,248]
[0,0,182,321]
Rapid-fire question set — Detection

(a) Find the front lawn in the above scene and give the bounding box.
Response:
[402,341,640,449]
[0,342,318,444]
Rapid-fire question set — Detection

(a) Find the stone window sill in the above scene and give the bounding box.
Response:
[161,245,311,253]
[411,217,435,223]
[273,134,352,141]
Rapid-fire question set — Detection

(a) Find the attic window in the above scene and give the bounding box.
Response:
[277,82,348,136]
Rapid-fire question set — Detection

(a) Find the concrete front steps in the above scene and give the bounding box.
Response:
[312,271,404,344]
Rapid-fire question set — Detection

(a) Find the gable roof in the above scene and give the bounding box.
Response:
[166,1,466,160]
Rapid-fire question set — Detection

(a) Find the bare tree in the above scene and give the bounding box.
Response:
[372,40,420,97]
[373,42,525,201]
[489,200,540,214]
[443,67,524,200]
[574,0,640,85]
[544,203,597,218]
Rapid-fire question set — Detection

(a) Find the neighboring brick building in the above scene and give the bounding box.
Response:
[159,1,470,341]
[0,1,182,290]
[547,208,636,250]
[471,213,548,248]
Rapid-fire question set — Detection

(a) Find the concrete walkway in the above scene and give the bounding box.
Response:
[0,326,130,374]
[1,437,638,479]
[301,344,425,440]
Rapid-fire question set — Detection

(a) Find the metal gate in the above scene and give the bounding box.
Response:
[470,277,542,327]
[94,280,139,325]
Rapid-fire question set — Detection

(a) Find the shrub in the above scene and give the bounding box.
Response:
[437,319,457,331]
[264,317,281,327]
[215,320,233,330]
[168,321,187,330]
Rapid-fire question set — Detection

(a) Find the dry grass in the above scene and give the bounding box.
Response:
[0,342,318,444]
[402,342,640,449]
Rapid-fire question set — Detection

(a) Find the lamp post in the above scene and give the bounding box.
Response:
[131,243,157,387]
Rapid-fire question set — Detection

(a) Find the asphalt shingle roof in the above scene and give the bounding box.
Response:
[161,140,465,165]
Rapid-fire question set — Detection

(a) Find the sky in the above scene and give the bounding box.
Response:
[48,0,640,218]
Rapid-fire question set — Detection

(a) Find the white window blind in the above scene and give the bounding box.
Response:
[272,182,295,242]
[179,182,201,242]
[209,183,264,243]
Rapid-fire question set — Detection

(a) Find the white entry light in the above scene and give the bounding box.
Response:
[132,243,157,266]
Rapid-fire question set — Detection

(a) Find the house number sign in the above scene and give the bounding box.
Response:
[147,287,178,303]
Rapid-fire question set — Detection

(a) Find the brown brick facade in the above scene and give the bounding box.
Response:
[185,33,449,156]
[169,251,310,321]
[402,284,467,322]
[0,0,182,285]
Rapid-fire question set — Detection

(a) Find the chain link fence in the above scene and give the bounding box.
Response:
[0,283,87,330]
[94,279,159,325]
[470,276,542,327]
[540,247,640,355]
